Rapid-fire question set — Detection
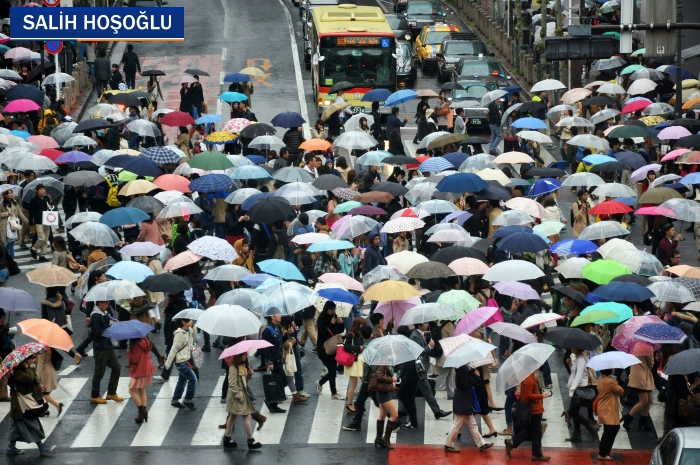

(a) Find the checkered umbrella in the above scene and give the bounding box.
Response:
[189,173,234,193]
[141,146,181,165]
[673,278,700,298]
[648,281,695,303]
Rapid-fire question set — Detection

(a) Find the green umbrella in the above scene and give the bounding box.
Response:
[606,125,648,139]
[571,310,619,326]
[582,259,631,284]
[118,170,154,182]
[581,302,634,324]
[187,151,234,171]
[333,201,363,214]
[603,31,620,40]
[621,64,645,75]
[437,289,480,321]
[631,48,646,57]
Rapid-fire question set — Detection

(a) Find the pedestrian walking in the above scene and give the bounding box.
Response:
[564,348,598,442]
[444,365,494,453]
[0,188,26,258]
[223,352,262,450]
[28,184,53,262]
[505,371,552,461]
[94,50,110,95]
[261,314,289,413]
[35,348,62,415]
[126,335,156,423]
[120,44,141,89]
[316,301,345,400]
[343,317,365,415]
[89,300,123,405]
[164,318,197,410]
[488,100,503,155]
[596,368,624,460]
[621,353,654,431]
[370,364,399,449]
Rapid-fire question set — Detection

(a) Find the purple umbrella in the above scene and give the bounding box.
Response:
[454,306,499,336]
[633,323,687,344]
[488,322,537,344]
[440,210,473,225]
[493,281,541,300]
[55,150,92,164]
[0,288,41,313]
[375,297,420,327]
[348,206,388,216]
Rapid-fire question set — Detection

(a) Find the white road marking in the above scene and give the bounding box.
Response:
[423,388,453,444]
[218,0,230,40]
[308,375,349,443]
[71,377,131,448]
[190,376,226,446]
[221,47,227,62]
[130,378,180,447]
[252,384,293,445]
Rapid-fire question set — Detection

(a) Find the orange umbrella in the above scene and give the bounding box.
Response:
[153,174,191,193]
[17,319,73,351]
[666,265,700,279]
[682,98,700,110]
[299,139,332,152]
[164,249,204,271]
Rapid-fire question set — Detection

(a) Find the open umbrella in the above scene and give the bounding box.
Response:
[482,260,544,282]
[258,259,304,281]
[587,352,641,371]
[0,342,48,380]
[140,274,192,293]
[386,251,428,274]
[216,289,261,309]
[496,343,555,393]
[99,207,150,228]
[219,340,272,360]
[580,302,634,323]
[196,304,261,337]
[102,320,154,341]
[543,327,601,350]
[17,319,73,351]
[69,221,120,247]
[106,261,154,283]
[361,335,424,366]
[247,196,292,224]
[437,290,480,319]
[406,262,455,279]
[454,306,500,337]
[187,236,238,262]
[647,281,694,303]
[582,259,632,284]
[443,341,498,369]
[663,349,700,375]
[488,322,537,344]
[362,265,408,289]
[363,280,420,302]
[612,315,663,354]
[634,324,686,344]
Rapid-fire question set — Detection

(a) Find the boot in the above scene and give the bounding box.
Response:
[621,413,633,431]
[143,406,148,422]
[251,411,266,431]
[135,406,147,423]
[566,430,582,442]
[374,420,386,448]
[223,436,237,449]
[292,393,308,403]
[382,420,397,449]
[640,416,653,432]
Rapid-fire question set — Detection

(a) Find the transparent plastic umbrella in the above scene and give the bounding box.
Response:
[69,221,120,247]
[287,210,326,236]
[79,257,116,298]
[659,198,700,222]
[496,343,555,393]
[614,250,664,277]
[362,265,408,289]
[647,281,694,303]
[487,322,538,344]
[361,335,424,366]
[405,182,438,204]
[22,177,64,202]
[275,182,322,205]
[215,289,261,310]
[157,201,203,219]
[154,191,194,206]
[416,199,460,215]
[62,134,98,148]
[443,341,498,368]
[65,211,102,228]
[252,282,318,316]
[591,183,637,198]
[15,154,57,172]
[195,304,261,337]
[577,221,629,241]
[459,153,495,173]
[332,131,378,151]
[426,229,477,244]
[424,222,467,235]
[332,215,378,239]
[50,122,78,145]
[126,120,161,138]
[84,280,145,302]
[225,188,261,205]
[492,210,535,226]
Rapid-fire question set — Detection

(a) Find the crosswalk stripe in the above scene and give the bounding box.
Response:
[365,399,398,444]
[423,389,453,445]
[58,350,93,377]
[308,375,348,443]
[190,376,226,446]
[648,398,665,439]
[252,384,293,445]
[130,379,180,447]
[71,377,131,448]
[0,395,11,424]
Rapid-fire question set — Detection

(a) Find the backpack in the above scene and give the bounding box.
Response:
[105,177,120,208]
[355,168,368,191]
[272,232,286,260]
[429,321,448,359]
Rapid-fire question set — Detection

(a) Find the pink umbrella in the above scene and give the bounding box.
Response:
[222,118,252,133]
[4,99,40,113]
[630,164,662,183]
[657,126,692,140]
[612,315,663,354]
[318,272,365,292]
[164,250,203,271]
[375,297,421,327]
[634,206,675,216]
[27,135,59,149]
[218,340,272,360]
[660,149,691,162]
[493,281,540,300]
[4,47,32,60]
[330,214,351,231]
[454,306,499,337]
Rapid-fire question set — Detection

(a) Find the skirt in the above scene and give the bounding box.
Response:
[375,390,393,405]
[129,376,153,389]
[9,417,45,444]
[344,358,364,377]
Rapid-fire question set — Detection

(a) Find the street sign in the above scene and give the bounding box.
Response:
[657,46,665,54]
[42,0,60,6]
[44,40,63,55]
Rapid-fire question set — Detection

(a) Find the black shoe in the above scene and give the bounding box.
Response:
[171,402,185,409]
[30,249,37,259]
[38,256,48,262]
[342,421,362,431]
[435,410,452,420]
[223,437,237,449]
[401,422,418,430]
[267,404,286,413]
[182,401,196,410]
[201,344,211,352]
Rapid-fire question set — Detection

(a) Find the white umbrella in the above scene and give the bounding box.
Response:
[187,236,238,262]
[596,83,626,94]
[587,352,642,370]
[381,217,425,233]
[577,221,629,241]
[196,304,261,337]
[344,113,374,132]
[520,313,564,329]
[562,172,606,188]
[65,211,102,228]
[43,72,75,86]
[615,250,664,277]
[425,223,468,235]
[361,335,425,366]
[227,155,253,168]
[157,201,203,219]
[398,303,455,326]
[69,221,120,247]
[252,282,319,316]
[154,191,195,205]
[417,131,450,150]
[505,197,547,218]
[482,260,544,282]
[206,265,253,282]
[647,281,694,304]
[443,341,498,368]
[449,258,490,276]
[126,120,161,138]
[291,233,331,245]
[554,257,590,279]
[496,343,555,393]
[555,116,594,128]
[249,135,285,150]
[405,183,438,204]
[386,250,429,274]
[592,183,637,198]
[332,131,378,151]
[643,103,674,116]
[171,309,205,320]
[84,280,145,302]
[15,154,57,172]
[492,210,534,226]
[63,135,97,148]
[650,174,682,188]
[597,238,637,259]
[567,134,610,151]
[480,89,508,107]
[416,199,459,215]
[476,168,510,186]
[92,149,119,166]
[531,79,566,92]
[547,104,576,119]
[216,289,261,309]
[225,188,261,204]
[517,130,552,144]
[275,181,323,205]
[627,78,657,96]
[590,108,621,125]
[426,229,477,244]
[659,198,700,222]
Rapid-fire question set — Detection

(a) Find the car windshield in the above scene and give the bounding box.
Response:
[320,48,395,87]
[386,16,408,30]
[444,41,488,56]
[453,82,497,100]
[680,448,700,465]
[406,3,440,14]
[425,31,451,44]
[458,60,503,77]
[398,43,412,58]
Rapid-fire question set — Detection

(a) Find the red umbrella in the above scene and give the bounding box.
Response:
[408,155,431,169]
[153,174,191,193]
[588,200,633,215]
[160,111,195,127]
[621,100,651,114]
[39,148,64,161]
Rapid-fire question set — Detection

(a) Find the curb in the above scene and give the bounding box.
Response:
[73,41,119,122]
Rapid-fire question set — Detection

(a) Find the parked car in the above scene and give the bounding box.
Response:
[403,1,446,38]
[396,40,417,87]
[448,79,496,132]
[414,24,460,73]
[436,32,492,83]
[393,0,408,13]
[650,428,700,465]
[451,56,511,88]
[385,13,412,41]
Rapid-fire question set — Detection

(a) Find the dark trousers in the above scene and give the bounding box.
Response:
[76,333,93,356]
[222,368,228,399]
[512,413,543,458]
[397,368,419,426]
[318,355,338,395]
[91,348,121,398]
[541,361,552,386]
[599,424,620,457]
[293,345,304,392]
[125,71,136,89]
[569,396,593,431]
[161,344,172,380]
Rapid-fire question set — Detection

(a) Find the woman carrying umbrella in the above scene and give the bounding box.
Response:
[621,349,655,431]
[369,363,400,449]
[596,368,625,461]
[505,369,553,461]
[564,348,598,442]
[126,332,156,423]
[445,365,494,453]
[35,346,62,416]
[0,188,27,258]
[316,301,345,400]
[223,351,262,449]
[637,170,656,233]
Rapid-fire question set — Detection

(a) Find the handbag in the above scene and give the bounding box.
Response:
[335,345,356,367]
[6,222,16,241]
[42,210,59,227]
[262,372,287,402]
[323,329,343,356]
[8,215,21,231]
[575,386,597,400]
[678,396,694,418]
[67,254,81,272]
[472,386,482,414]
[368,371,394,392]
[190,340,203,368]
[16,392,48,419]
[284,351,297,375]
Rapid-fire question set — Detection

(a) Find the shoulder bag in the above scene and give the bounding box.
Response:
[323,328,343,356]
[678,396,694,418]
[16,391,48,419]
[368,371,394,392]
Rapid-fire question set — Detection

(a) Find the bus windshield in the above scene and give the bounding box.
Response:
[320,47,395,87]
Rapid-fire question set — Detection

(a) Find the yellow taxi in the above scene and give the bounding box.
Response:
[414,24,460,73]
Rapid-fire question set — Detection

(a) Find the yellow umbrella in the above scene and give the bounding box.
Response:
[239,67,266,78]
[116,148,140,156]
[119,179,158,196]
[205,131,237,143]
[673,79,700,89]
[321,101,350,122]
[571,310,618,326]
[362,281,421,302]
[27,265,78,287]
[639,115,665,126]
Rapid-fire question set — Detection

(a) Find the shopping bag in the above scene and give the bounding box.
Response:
[262,372,286,403]
[42,211,59,227]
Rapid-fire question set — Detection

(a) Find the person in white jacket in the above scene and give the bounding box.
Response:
[164,319,198,410]
[563,349,598,442]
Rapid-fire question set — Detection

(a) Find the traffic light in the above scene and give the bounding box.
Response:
[544,37,616,61]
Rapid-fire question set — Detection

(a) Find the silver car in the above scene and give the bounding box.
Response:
[650,428,700,465]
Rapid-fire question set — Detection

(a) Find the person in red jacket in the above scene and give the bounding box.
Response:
[127,336,156,424]
[505,371,552,461]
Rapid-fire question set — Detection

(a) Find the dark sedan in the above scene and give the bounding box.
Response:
[385,13,412,41]
[396,40,417,87]
[403,1,445,38]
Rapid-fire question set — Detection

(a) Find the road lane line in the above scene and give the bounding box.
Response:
[365,399,398,443]
[252,384,293,445]
[190,376,226,446]
[130,378,181,447]
[276,0,311,139]
[423,388,452,444]
[221,47,227,62]
[308,375,349,443]
[218,0,230,40]
[71,377,131,448]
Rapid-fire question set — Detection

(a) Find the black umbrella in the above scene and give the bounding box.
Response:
[240,123,276,138]
[109,93,143,108]
[611,274,651,286]
[460,136,490,145]
[6,84,44,105]
[126,196,165,214]
[475,186,512,201]
[384,155,418,165]
[64,171,104,187]
[423,290,443,303]
[247,196,293,224]
[27,62,56,84]
[130,91,152,100]
[516,101,547,114]
[675,134,700,148]
[141,70,166,76]
[543,327,601,350]
[184,68,210,77]
[72,118,113,133]
[623,119,647,128]
[613,151,646,170]
[551,285,586,305]
[141,274,192,293]
[441,82,464,90]
[371,182,408,197]
[431,245,486,264]
[406,262,456,279]
[74,161,98,170]
[582,96,615,107]
[329,81,354,94]
[525,167,566,177]
[590,161,630,173]
[312,174,348,190]
[667,119,700,130]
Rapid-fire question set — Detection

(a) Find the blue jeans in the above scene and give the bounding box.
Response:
[173,362,197,402]
[293,345,303,392]
[5,241,14,258]
[214,223,226,240]
[498,334,510,357]
[541,361,552,386]
[489,124,503,152]
[504,386,517,427]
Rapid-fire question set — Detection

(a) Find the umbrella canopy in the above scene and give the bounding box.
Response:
[520,313,564,329]
[437,290,481,319]
[140,274,192,293]
[634,324,687,344]
[69,221,120,247]
[488,322,537,344]
[454,306,500,336]
[543,327,601,350]
[551,239,598,255]
[497,231,550,253]
[587,352,641,371]
[156,201,203,219]
[577,221,629,241]
[406,262,456,280]
[99,207,150,228]
[496,343,555,393]
[493,281,540,300]
[216,289,261,309]
[84,280,145,302]
[362,265,408,289]
[612,315,663,354]
[386,250,429,274]
[318,273,365,292]
[26,265,78,287]
[253,282,318,316]
[435,173,489,193]
[196,304,261,337]
[582,259,632,284]
[205,265,252,282]
[663,349,700,375]
[580,302,634,324]
[163,250,204,271]
[106,261,154,283]
[398,303,455,326]
[381,217,425,234]
[306,240,355,253]
[448,257,490,276]
[219,340,272,360]
[247,196,293,224]
[0,342,48,380]
[443,341,498,369]
[188,236,238,262]
[592,282,655,303]
[119,241,164,257]
[363,280,420,302]
[140,146,181,165]
[102,320,154,341]
[17,319,72,351]
[361,335,424,366]
[482,260,544,282]
[258,259,304,281]
[647,281,694,303]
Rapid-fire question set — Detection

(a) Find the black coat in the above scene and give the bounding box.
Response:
[28,194,51,225]
[163,296,189,347]
[62,187,86,218]
[316,312,345,358]
[283,129,305,155]
[120,50,141,73]
[453,366,479,415]
[94,57,111,81]
[190,83,204,110]
[89,308,113,350]
[179,87,192,112]
[343,330,364,355]
[261,323,283,363]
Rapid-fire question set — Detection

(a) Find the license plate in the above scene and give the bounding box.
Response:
[350,106,366,114]
[470,119,482,125]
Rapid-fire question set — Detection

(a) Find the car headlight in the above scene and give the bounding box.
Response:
[404,63,412,71]
[425,53,436,59]
[408,21,417,26]
[405,34,411,40]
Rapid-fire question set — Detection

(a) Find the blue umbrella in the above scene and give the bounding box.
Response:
[503,85,523,95]
[511,117,548,129]
[245,155,267,165]
[662,66,696,80]
[681,172,700,186]
[11,130,30,140]
[526,178,562,197]
[219,92,249,103]
[55,150,92,164]
[615,197,637,206]
[241,273,274,287]
[106,261,154,282]
[107,155,163,177]
[307,240,355,253]
[230,165,273,180]
[140,146,181,164]
[591,282,656,303]
[189,173,234,193]
[362,89,392,102]
[441,152,468,169]
[99,207,150,228]
[223,73,250,83]
[476,186,512,201]
[654,121,671,130]
[317,288,361,305]
[634,324,687,344]
[613,151,646,170]
[254,277,285,291]
[493,225,534,239]
[435,173,489,193]
[584,292,606,304]
[384,89,419,107]
[196,114,224,124]
[270,111,306,128]
[241,192,274,210]
[497,231,549,253]
[582,154,617,165]
[102,320,154,341]
[258,259,305,281]
[550,238,598,255]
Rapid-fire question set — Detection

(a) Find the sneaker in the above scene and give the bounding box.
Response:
[317,381,323,394]
[183,401,196,410]
[331,393,343,400]
[342,421,361,431]
[544,384,553,389]
[401,422,417,430]
[298,390,311,398]
[39,444,56,455]
[171,401,185,408]
[152,375,165,383]
[6,446,24,455]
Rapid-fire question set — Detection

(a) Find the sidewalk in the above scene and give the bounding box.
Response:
[71,42,127,121]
